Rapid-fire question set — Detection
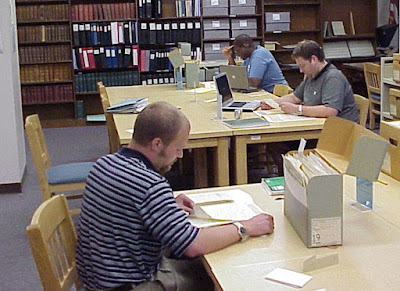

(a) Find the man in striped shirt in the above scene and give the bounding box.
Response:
[76,101,274,290]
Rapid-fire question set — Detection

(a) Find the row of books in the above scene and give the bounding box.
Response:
[139,20,201,45]
[176,0,201,17]
[71,3,136,22]
[138,49,173,72]
[138,0,161,19]
[141,72,175,86]
[19,45,71,64]
[16,4,69,22]
[21,84,74,105]
[20,64,72,84]
[73,21,138,47]
[74,71,139,93]
[17,24,70,43]
[73,46,138,70]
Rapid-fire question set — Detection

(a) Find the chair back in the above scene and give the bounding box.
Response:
[26,195,83,291]
[98,81,121,153]
[354,94,369,127]
[25,114,52,200]
[273,84,294,97]
[363,62,381,96]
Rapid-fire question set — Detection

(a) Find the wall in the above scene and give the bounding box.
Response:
[0,0,26,189]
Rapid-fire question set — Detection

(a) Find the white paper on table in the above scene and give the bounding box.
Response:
[254,111,316,122]
[187,189,263,226]
[264,268,312,288]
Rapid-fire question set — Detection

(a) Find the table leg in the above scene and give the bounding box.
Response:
[233,135,248,185]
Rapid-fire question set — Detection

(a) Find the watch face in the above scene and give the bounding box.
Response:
[239,226,247,236]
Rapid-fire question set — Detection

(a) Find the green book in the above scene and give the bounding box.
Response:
[261,176,285,195]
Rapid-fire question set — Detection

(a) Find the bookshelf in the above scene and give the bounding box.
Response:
[16,0,378,125]
[16,0,76,124]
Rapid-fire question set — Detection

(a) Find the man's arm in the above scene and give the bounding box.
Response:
[249,77,261,88]
[260,93,301,110]
[280,102,339,117]
[183,213,274,258]
[222,46,236,65]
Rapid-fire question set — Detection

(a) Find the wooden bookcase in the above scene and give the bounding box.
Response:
[15,0,378,126]
[16,0,76,125]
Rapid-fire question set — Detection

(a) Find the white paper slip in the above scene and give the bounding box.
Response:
[126,129,134,134]
[185,87,215,94]
[264,268,312,288]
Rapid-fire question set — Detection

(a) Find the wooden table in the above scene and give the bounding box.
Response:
[178,176,400,290]
[106,84,233,188]
[231,110,325,184]
[106,84,326,186]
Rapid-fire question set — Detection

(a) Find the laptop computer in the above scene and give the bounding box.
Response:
[219,65,258,93]
[214,72,260,111]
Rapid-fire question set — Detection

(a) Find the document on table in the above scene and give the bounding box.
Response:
[186,189,263,228]
[254,111,316,122]
[264,268,312,288]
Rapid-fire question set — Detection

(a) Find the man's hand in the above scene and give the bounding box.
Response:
[279,102,299,114]
[222,45,236,65]
[175,194,195,215]
[241,213,274,237]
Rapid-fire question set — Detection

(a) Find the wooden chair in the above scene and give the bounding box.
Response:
[363,62,381,130]
[97,81,121,153]
[273,84,294,97]
[25,114,93,215]
[26,195,83,291]
[354,94,369,128]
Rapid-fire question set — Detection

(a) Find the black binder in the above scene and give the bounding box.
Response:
[156,22,164,44]
[73,24,80,46]
[171,22,179,44]
[163,22,172,44]
[149,22,157,44]
[139,22,149,45]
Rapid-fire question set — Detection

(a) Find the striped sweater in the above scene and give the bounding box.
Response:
[76,147,199,290]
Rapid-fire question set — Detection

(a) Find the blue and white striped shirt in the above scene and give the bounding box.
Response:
[76,147,199,290]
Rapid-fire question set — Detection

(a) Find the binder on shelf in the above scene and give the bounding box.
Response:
[132,45,139,67]
[139,22,149,45]
[149,22,157,44]
[171,22,179,43]
[73,24,80,46]
[156,22,164,44]
[145,0,152,18]
[164,22,172,44]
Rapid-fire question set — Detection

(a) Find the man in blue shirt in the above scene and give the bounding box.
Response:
[223,34,288,93]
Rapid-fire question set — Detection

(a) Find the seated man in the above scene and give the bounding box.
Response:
[223,34,288,93]
[261,39,359,123]
[76,101,274,290]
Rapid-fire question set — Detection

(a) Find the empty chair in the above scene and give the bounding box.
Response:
[273,84,294,97]
[363,62,381,130]
[354,94,369,128]
[25,114,93,215]
[26,195,83,291]
[98,81,121,153]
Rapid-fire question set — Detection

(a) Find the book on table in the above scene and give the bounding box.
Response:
[106,98,148,113]
[261,176,285,195]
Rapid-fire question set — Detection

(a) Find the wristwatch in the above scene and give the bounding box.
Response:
[233,222,249,241]
[296,104,303,115]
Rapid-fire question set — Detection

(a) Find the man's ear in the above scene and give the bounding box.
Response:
[310,55,319,64]
[150,137,163,154]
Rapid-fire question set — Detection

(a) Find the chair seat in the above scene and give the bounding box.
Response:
[371,93,381,100]
[47,162,94,185]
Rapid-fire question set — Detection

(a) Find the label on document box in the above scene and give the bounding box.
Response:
[311,217,342,247]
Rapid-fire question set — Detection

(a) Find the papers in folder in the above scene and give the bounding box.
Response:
[187,189,263,228]
[283,152,338,187]
[107,98,148,113]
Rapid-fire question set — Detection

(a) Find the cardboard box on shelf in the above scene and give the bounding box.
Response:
[284,117,388,248]
[380,120,400,181]
[265,12,290,32]
[392,53,400,82]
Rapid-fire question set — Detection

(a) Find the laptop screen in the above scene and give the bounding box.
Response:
[214,72,233,104]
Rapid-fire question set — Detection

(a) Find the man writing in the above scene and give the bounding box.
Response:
[222,34,288,93]
[261,40,359,123]
[76,101,274,290]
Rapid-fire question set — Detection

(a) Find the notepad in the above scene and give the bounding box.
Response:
[264,268,312,288]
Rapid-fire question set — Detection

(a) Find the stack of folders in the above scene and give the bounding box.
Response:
[106,98,148,114]
[284,152,338,187]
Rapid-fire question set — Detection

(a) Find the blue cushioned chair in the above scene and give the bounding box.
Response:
[363,62,381,130]
[25,114,94,215]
